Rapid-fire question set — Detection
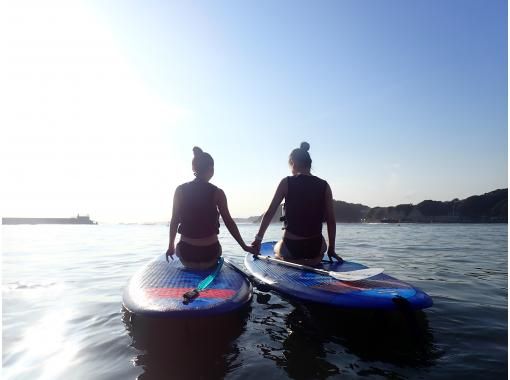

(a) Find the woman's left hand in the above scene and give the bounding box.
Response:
[244,244,258,256]
[250,240,261,256]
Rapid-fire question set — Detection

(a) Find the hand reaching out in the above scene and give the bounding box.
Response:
[251,239,262,256]
[243,244,258,255]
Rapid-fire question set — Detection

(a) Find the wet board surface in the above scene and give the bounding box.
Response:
[245,241,432,310]
[123,255,252,317]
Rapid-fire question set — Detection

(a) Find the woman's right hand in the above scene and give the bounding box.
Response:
[165,246,175,262]
[327,248,343,264]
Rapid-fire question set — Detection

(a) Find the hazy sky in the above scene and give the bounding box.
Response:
[2,0,507,222]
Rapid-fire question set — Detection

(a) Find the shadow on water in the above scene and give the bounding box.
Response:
[254,288,440,380]
[122,305,250,380]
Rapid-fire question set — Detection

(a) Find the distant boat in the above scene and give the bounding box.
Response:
[2,215,97,225]
[380,218,399,223]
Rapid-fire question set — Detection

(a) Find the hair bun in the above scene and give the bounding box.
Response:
[300,141,310,152]
[192,146,203,157]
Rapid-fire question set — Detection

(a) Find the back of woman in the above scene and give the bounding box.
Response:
[166,147,255,269]
[285,174,327,237]
[252,141,342,266]
[178,179,219,239]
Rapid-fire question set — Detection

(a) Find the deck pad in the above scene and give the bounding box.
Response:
[123,255,252,317]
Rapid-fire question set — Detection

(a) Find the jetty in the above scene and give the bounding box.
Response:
[2,215,97,225]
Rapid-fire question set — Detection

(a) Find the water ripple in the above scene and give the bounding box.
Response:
[2,223,507,380]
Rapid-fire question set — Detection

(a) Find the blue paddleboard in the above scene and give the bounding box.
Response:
[245,241,432,310]
[123,255,252,317]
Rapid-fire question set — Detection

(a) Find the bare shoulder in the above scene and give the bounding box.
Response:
[324,182,333,199]
[175,182,188,192]
[277,177,288,192]
[174,184,185,197]
[215,187,226,203]
[216,187,225,197]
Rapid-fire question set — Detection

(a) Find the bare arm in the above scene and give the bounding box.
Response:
[166,187,182,261]
[216,189,254,253]
[253,178,287,247]
[325,184,342,262]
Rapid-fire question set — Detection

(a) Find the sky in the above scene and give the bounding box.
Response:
[1,0,507,223]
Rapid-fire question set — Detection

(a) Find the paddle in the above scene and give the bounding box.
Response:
[254,255,383,281]
[183,257,224,304]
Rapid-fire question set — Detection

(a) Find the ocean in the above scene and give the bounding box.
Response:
[2,223,507,379]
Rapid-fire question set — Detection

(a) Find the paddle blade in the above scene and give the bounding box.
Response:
[329,267,384,281]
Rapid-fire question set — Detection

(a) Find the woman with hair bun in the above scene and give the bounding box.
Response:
[166,147,256,269]
[252,142,342,266]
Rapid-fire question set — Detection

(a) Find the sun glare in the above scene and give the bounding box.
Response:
[4,309,77,379]
[2,1,186,222]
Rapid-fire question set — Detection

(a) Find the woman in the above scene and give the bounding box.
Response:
[166,147,255,269]
[252,142,342,266]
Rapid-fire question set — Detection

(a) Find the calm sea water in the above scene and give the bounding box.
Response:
[2,223,507,379]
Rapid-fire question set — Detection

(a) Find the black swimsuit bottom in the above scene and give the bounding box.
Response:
[176,241,221,263]
[283,235,323,260]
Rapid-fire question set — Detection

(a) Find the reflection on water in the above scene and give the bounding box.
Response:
[2,223,507,379]
[3,309,78,380]
[250,286,438,379]
[2,280,62,292]
[122,305,250,380]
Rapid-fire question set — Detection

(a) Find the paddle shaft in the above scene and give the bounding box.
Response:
[255,255,383,281]
[257,255,331,275]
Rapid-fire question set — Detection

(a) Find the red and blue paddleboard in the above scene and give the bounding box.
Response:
[123,255,252,318]
[245,241,432,310]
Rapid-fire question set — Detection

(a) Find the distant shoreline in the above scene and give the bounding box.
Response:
[235,219,509,225]
[237,188,508,224]
[3,189,506,225]
[2,215,97,225]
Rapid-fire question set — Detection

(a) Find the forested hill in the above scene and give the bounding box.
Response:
[361,189,507,223]
[244,189,507,224]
